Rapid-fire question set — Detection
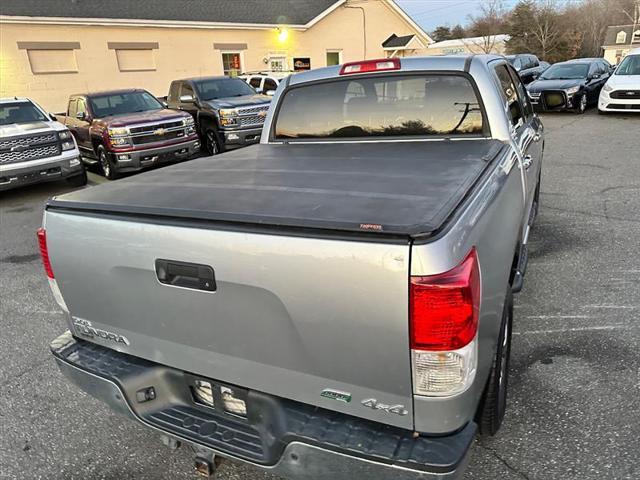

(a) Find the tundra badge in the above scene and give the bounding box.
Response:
[320,389,352,403]
[72,317,130,346]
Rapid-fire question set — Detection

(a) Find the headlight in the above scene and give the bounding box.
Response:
[108,127,128,137]
[219,109,239,126]
[58,129,72,140]
[182,116,195,126]
[603,83,613,92]
[565,86,580,96]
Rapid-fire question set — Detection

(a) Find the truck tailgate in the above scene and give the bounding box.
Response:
[45,210,414,428]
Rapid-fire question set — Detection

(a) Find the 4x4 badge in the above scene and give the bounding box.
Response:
[361,398,408,416]
[320,389,352,403]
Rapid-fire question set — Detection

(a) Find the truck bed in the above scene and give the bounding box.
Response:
[47,140,503,238]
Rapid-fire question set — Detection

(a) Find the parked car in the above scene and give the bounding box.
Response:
[1,97,85,191]
[239,71,291,95]
[56,89,200,180]
[599,47,640,113]
[527,58,611,113]
[505,54,547,84]
[41,55,543,480]
[167,76,271,156]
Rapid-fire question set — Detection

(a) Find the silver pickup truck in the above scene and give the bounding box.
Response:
[1,97,86,191]
[40,55,543,479]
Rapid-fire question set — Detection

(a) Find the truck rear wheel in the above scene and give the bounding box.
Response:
[476,288,513,436]
[97,145,119,180]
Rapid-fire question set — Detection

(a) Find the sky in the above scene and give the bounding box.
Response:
[396,0,523,32]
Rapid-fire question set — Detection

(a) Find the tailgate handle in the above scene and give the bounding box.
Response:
[155,259,216,292]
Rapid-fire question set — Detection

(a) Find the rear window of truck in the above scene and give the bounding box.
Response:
[274,74,485,139]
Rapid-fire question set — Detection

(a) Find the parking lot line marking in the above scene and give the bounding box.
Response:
[514,325,630,335]
[583,305,638,309]
[525,315,591,319]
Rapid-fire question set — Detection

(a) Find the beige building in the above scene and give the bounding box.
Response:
[602,25,640,64]
[0,0,432,112]
[426,35,509,56]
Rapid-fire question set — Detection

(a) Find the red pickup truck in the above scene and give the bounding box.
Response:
[56,89,200,179]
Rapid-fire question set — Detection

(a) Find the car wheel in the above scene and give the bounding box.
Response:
[98,145,119,180]
[576,94,587,114]
[205,130,222,156]
[66,165,88,187]
[476,288,513,436]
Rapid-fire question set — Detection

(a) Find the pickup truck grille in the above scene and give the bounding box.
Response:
[0,132,61,165]
[127,120,188,146]
[236,104,270,128]
[610,90,640,99]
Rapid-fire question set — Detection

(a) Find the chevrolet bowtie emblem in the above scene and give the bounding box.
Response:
[154,128,166,135]
[258,110,268,118]
[10,145,29,153]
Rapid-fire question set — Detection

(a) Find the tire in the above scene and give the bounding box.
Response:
[476,288,513,436]
[66,166,88,187]
[97,145,119,180]
[575,94,587,114]
[205,130,223,156]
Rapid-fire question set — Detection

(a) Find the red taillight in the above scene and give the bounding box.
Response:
[410,248,480,351]
[37,227,55,279]
[339,58,400,75]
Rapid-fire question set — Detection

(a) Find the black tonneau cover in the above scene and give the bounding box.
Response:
[48,141,503,238]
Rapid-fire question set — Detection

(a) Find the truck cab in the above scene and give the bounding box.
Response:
[0,97,85,191]
[167,77,271,155]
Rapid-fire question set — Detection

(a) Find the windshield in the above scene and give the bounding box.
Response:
[194,78,256,100]
[615,55,640,76]
[540,64,589,80]
[0,101,48,126]
[88,91,163,118]
[274,74,485,140]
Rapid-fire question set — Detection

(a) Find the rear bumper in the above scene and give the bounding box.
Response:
[0,150,83,191]
[51,331,474,480]
[110,138,200,173]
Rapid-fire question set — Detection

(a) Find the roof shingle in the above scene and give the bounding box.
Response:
[0,0,342,26]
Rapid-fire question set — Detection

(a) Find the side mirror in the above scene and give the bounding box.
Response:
[179,94,195,104]
[49,113,57,121]
[590,73,600,80]
[265,90,276,96]
[76,111,86,121]
[161,101,168,108]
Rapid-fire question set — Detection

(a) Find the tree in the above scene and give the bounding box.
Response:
[451,24,467,39]
[466,0,508,53]
[505,0,537,54]
[431,25,453,42]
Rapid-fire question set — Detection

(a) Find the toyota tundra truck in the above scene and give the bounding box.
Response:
[39,56,543,479]
[56,89,200,180]
[1,97,85,191]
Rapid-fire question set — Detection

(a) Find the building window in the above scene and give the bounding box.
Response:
[222,52,242,77]
[326,50,342,66]
[616,31,627,44]
[633,30,640,43]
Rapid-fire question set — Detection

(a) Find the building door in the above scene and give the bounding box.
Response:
[222,52,242,77]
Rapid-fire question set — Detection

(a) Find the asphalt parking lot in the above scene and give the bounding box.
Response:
[1,110,639,480]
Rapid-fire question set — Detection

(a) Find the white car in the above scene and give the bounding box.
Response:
[599,47,640,113]
[239,71,291,96]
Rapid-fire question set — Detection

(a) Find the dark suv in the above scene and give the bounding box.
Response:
[167,77,271,155]
[505,54,547,84]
